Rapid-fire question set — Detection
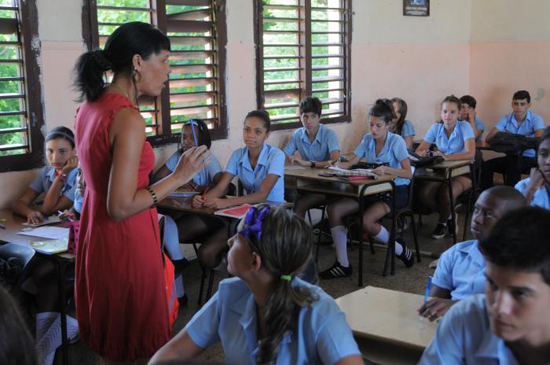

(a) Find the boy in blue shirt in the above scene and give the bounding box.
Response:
[420,207,550,365]
[482,90,546,189]
[418,186,526,322]
[459,95,485,142]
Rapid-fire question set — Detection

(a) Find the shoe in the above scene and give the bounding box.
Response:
[431,223,446,240]
[178,294,188,307]
[319,262,353,279]
[173,258,191,278]
[446,215,458,237]
[396,238,414,268]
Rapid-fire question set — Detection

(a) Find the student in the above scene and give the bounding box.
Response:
[390,97,415,149]
[193,110,285,269]
[418,186,526,322]
[459,95,485,142]
[420,207,550,364]
[319,99,414,279]
[283,96,340,217]
[482,90,545,189]
[12,126,78,224]
[415,95,476,239]
[515,127,550,210]
[150,205,364,365]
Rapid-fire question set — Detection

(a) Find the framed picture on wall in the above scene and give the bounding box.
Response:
[403,0,430,16]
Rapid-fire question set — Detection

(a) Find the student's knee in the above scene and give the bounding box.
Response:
[327,204,343,226]
[197,243,222,268]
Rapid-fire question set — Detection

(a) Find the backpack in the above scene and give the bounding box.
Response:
[488,132,537,154]
[408,152,445,168]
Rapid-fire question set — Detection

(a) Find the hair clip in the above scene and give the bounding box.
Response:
[239,206,270,242]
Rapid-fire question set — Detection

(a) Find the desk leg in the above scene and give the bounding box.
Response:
[448,174,457,245]
[358,190,365,287]
[57,260,69,365]
[382,182,397,276]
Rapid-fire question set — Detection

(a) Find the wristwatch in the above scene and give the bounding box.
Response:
[310,161,315,168]
[59,173,68,183]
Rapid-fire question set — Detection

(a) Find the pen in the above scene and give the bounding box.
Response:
[423,276,432,303]
[202,187,210,199]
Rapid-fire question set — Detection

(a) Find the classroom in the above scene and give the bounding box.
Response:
[1,0,550,364]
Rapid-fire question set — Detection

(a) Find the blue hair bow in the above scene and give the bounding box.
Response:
[239,206,270,242]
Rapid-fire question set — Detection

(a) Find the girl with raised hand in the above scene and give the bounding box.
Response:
[415,95,475,239]
[150,205,363,365]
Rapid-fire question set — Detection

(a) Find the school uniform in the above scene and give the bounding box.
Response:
[515,178,550,210]
[283,124,340,162]
[432,240,486,300]
[29,166,78,201]
[482,111,545,189]
[226,144,285,203]
[185,277,361,364]
[420,294,520,365]
[400,120,416,138]
[459,117,485,142]
[165,150,222,186]
[423,121,475,155]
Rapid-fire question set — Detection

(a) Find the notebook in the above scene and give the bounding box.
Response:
[18,226,70,240]
[214,204,253,219]
[29,238,69,255]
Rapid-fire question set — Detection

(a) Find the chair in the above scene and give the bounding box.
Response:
[0,243,36,291]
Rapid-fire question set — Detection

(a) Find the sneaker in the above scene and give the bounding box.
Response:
[446,215,458,237]
[319,262,353,279]
[396,238,414,268]
[431,223,446,240]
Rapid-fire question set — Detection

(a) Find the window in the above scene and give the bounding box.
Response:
[0,0,45,172]
[83,0,228,145]
[255,0,351,130]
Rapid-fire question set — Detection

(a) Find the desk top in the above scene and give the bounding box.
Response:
[430,159,472,169]
[336,286,437,350]
[285,166,396,186]
[158,196,219,215]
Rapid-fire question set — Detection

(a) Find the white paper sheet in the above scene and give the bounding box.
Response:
[17,226,70,240]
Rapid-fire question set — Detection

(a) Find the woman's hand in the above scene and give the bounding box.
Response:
[27,211,44,225]
[173,146,211,184]
[204,197,229,209]
[372,165,388,176]
[290,156,310,167]
[192,195,205,208]
[62,156,79,175]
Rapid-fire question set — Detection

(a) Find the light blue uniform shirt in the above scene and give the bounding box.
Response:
[283,124,340,162]
[29,166,78,201]
[185,277,361,365]
[423,121,475,155]
[166,150,222,186]
[226,144,285,203]
[353,132,410,186]
[400,120,416,137]
[432,240,486,300]
[420,294,519,365]
[73,187,83,214]
[494,110,545,157]
[515,178,550,210]
[459,117,485,142]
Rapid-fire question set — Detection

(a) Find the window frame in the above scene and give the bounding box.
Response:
[254,0,352,132]
[81,0,228,146]
[0,0,45,173]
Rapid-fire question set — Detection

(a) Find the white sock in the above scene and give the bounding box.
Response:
[330,226,349,267]
[374,226,403,256]
[36,312,58,343]
[160,215,184,261]
[36,314,78,365]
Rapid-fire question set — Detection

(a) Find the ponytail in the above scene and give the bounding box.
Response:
[74,50,112,102]
[369,98,395,123]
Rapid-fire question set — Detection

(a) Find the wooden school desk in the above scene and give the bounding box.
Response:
[336,286,437,365]
[0,208,73,365]
[285,167,397,285]
[414,160,473,244]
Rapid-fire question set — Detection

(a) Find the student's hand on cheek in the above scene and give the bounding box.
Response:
[27,211,44,225]
[417,297,454,322]
[62,156,79,174]
[528,168,545,191]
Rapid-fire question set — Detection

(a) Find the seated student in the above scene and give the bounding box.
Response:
[13,126,78,223]
[192,110,285,269]
[418,186,526,322]
[420,207,550,364]
[515,127,550,210]
[284,96,340,217]
[149,205,364,365]
[482,90,545,189]
[319,99,414,279]
[459,95,485,142]
[390,97,415,149]
[415,95,476,239]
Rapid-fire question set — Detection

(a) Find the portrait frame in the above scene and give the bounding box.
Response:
[403,0,430,17]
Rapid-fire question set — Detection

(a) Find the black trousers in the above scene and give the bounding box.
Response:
[481,155,537,190]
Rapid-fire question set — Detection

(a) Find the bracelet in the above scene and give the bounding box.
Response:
[146,187,158,207]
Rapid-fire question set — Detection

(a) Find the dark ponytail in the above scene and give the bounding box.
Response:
[241,205,318,364]
[391,97,408,136]
[74,22,170,103]
[369,98,395,123]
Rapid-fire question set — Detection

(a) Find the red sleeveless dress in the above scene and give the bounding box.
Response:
[74,93,171,361]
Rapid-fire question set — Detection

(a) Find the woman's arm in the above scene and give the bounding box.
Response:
[485,127,500,141]
[108,108,210,221]
[440,139,475,161]
[192,171,233,207]
[12,188,42,223]
[152,164,171,183]
[403,135,414,149]
[372,158,413,179]
[415,141,432,156]
[334,153,361,170]
[335,355,365,365]
[314,150,341,168]
[148,330,204,364]
[204,174,280,209]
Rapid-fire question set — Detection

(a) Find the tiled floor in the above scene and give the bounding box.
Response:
[53,211,472,364]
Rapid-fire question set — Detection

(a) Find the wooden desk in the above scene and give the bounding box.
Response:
[414,160,473,244]
[336,286,436,364]
[285,167,398,284]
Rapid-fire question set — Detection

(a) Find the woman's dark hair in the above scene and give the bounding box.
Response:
[242,205,318,364]
[536,127,550,154]
[179,119,212,152]
[45,126,75,149]
[74,22,170,103]
[460,95,477,109]
[480,207,550,286]
[299,96,322,116]
[0,284,37,365]
[513,90,531,103]
[368,99,395,124]
[390,97,408,136]
[245,110,271,133]
[437,95,462,124]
